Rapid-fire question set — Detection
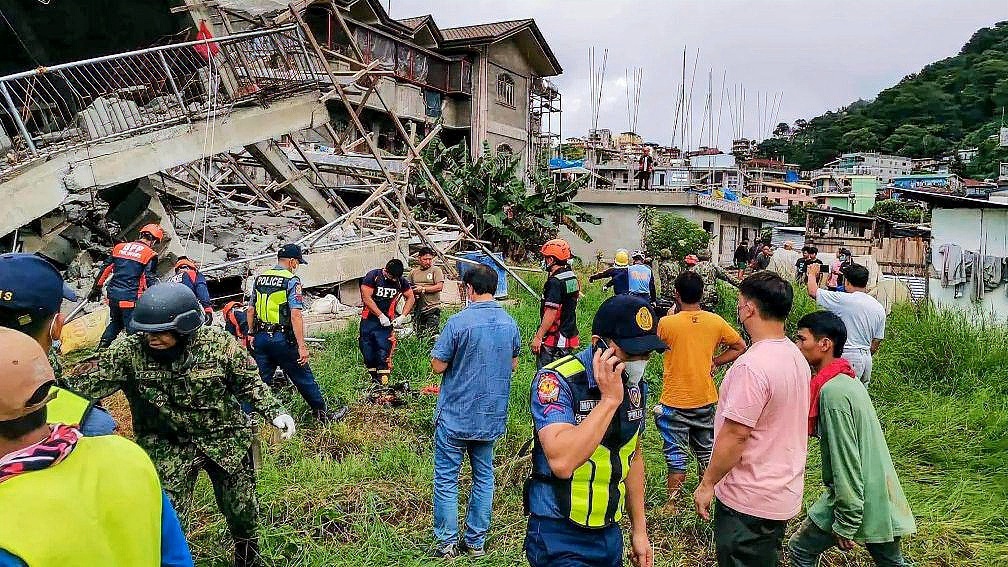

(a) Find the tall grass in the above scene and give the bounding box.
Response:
[184,277,1008,566]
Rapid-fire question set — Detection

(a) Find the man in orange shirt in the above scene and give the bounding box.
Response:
[655,271,746,512]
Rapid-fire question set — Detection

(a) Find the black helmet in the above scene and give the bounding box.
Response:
[130,283,204,335]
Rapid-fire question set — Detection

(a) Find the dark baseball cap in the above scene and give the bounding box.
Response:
[277,243,307,264]
[0,253,78,324]
[591,294,666,355]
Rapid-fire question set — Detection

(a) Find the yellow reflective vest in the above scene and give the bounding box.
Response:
[253,268,294,331]
[46,386,93,426]
[530,354,644,528]
[0,435,163,566]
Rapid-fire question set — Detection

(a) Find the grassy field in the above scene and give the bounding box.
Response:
[183,277,1008,566]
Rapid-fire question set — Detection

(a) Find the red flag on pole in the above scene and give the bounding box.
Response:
[194,20,220,59]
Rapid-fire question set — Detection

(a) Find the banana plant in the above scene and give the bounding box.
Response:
[414,139,600,259]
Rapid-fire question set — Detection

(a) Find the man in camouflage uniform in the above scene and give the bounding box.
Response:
[656,249,680,302]
[690,249,740,312]
[68,283,295,567]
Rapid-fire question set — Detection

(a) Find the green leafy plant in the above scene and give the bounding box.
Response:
[415,139,600,259]
[641,213,711,261]
[868,199,929,223]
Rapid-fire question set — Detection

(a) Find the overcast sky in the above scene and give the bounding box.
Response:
[387,0,1005,150]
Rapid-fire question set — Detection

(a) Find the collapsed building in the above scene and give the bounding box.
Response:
[0,0,559,339]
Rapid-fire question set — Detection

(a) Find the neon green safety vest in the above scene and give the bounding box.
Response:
[531,355,644,528]
[46,386,93,426]
[0,435,163,566]
[253,268,294,330]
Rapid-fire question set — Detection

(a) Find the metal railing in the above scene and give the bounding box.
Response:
[0,25,324,174]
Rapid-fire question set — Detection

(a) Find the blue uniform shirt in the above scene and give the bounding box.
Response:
[431,300,521,440]
[527,347,648,519]
[627,264,654,298]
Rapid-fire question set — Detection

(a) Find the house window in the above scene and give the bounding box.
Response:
[497,73,515,107]
[703,221,714,234]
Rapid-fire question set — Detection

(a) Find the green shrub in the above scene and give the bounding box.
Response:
[642,213,711,261]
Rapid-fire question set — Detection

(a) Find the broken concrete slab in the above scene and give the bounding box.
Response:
[0,93,327,238]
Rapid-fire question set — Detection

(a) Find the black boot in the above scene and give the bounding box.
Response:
[233,537,260,567]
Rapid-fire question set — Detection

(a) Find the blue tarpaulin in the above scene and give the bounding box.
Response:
[549,157,584,170]
[786,170,799,182]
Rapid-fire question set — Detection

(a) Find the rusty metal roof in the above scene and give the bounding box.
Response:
[397,16,430,31]
[440,19,534,42]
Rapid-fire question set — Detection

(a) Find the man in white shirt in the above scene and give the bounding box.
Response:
[806,262,885,384]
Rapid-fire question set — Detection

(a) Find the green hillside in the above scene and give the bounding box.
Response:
[759,21,1008,178]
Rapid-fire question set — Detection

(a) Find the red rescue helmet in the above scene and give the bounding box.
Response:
[174,256,198,272]
[139,224,165,243]
[540,239,572,262]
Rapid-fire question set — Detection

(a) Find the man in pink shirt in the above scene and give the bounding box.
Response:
[694,271,811,567]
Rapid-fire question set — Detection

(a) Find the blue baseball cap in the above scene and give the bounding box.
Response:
[591,294,666,355]
[277,243,307,264]
[0,253,78,326]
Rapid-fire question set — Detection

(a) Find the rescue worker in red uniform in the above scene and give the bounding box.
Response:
[89,224,163,349]
[359,259,416,400]
[222,301,251,352]
[168,256,213,324]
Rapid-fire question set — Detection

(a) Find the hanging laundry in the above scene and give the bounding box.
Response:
[937,243,967,288]
[983,256,1003,292]
[971,252,984,303]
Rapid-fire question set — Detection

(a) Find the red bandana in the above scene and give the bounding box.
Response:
[808,358,855,436]
[0,424,81,484]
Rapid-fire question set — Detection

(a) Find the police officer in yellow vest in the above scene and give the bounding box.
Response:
[248,244,343,422]
[0,328,194,566]
[0,253,116,435]
[525,294,664,567]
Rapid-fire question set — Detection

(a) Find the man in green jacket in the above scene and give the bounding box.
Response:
[791,310,916,566]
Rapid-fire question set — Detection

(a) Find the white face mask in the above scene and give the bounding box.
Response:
[624,359,647,386]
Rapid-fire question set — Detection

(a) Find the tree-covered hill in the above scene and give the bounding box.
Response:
[759,21,1008,179]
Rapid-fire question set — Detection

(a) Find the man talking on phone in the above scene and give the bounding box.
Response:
[524,295,665,567]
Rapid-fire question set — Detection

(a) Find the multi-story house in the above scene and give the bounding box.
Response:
[305,0,562,174]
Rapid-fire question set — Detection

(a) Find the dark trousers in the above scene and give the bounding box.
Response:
[714,502,787,567]
[413,307,441,339]
[252,331,325,410]
[359,318,395,371]
[636,170,652,190]
[525,515,622,567]
[789,518,909,567]
[99,303,133,347]
[162,449,259,541]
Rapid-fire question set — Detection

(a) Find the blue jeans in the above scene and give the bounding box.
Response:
[99,304,133,347]
[432,424,496,548]
[252,331,325,410]
[525,515,623,567]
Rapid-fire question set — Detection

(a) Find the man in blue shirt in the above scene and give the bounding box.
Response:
[429,264,521,558]
[525,294,665,567]
[628,250,656,301]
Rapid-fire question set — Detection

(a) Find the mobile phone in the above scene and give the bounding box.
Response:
[596,338,613,353]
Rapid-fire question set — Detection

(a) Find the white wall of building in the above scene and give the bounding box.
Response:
[929,207,1008,320]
